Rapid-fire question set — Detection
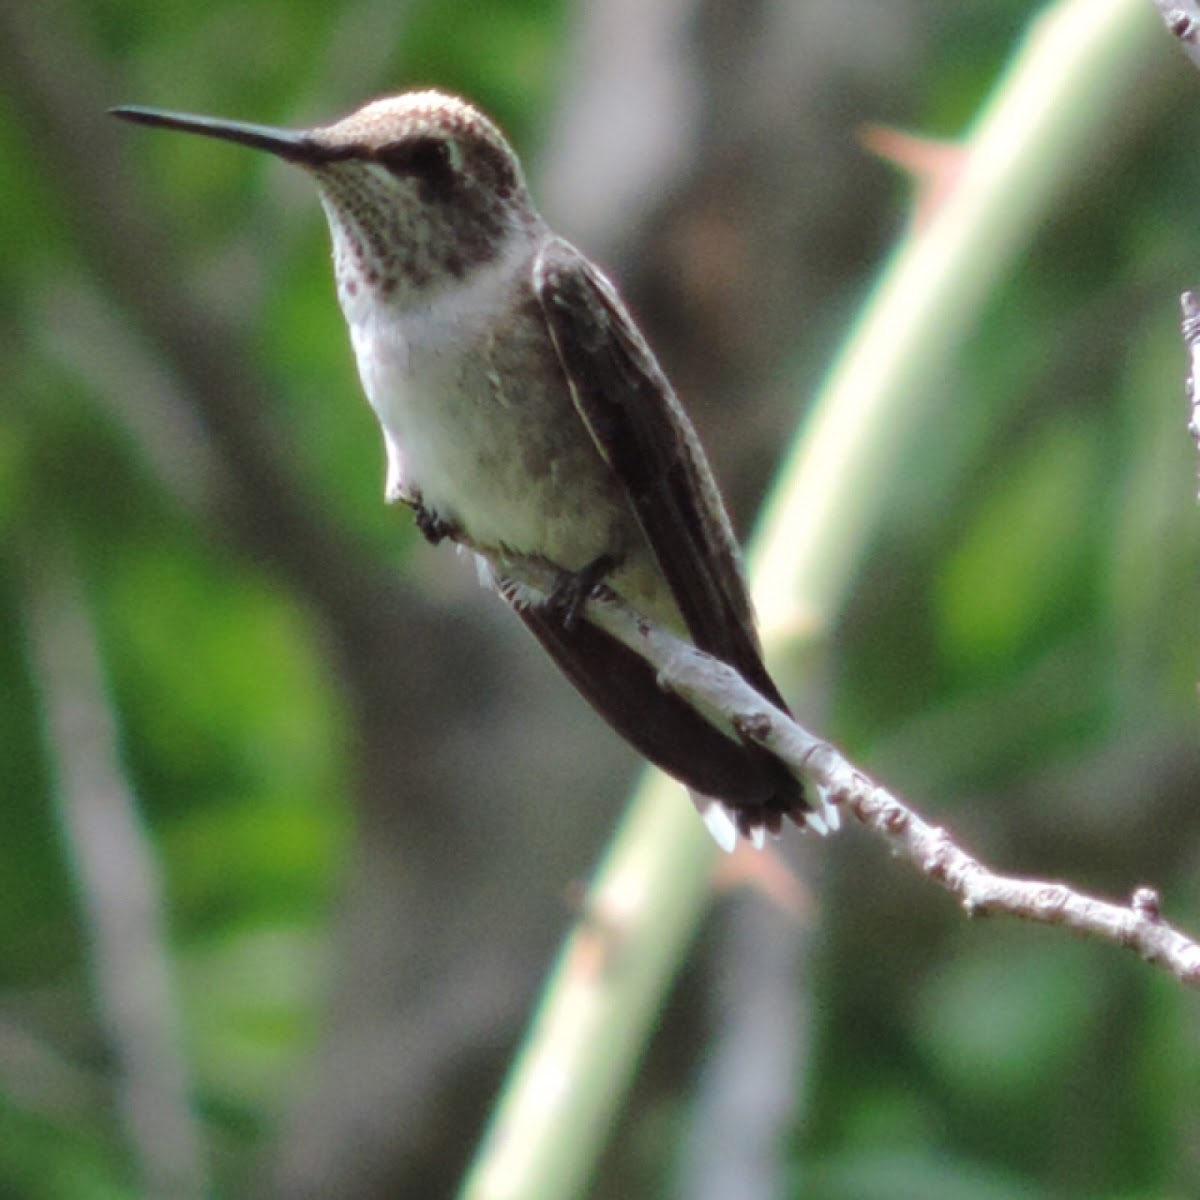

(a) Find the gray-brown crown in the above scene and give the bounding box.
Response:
[304,91,540,301]
[310,91,522,193]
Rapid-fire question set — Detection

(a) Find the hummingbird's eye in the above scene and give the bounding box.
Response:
[376,136,455,198]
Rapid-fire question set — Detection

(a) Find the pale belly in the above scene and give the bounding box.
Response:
[349,292,636,577]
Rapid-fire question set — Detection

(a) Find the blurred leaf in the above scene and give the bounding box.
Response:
[915,935,1100,1102]
[935,418,1097,678]
[798,1147,1034,1200]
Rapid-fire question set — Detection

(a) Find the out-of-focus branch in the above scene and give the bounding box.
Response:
[23,544,208,1200]
[752,0,1163,638]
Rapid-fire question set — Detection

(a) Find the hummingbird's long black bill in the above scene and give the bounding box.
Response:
[110,105,322,162]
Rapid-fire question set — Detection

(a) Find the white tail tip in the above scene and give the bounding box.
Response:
[699,802,739,853]
[695,790,842,851]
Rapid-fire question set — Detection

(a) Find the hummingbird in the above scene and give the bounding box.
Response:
[111,90,835,849]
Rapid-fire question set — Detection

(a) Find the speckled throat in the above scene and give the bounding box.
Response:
[314,155,517,307]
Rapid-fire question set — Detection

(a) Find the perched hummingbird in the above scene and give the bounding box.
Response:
[112,90,835,848]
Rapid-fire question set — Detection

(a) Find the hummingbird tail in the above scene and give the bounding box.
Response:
[512,602,810,837]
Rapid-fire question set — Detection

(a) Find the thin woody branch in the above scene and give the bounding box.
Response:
[481,549,1200,990]
[1180,291,1200,483]
[1158,17,1200,475]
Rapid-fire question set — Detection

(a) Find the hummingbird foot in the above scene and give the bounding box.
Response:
[545,554,619,631]
[410,501,459,546]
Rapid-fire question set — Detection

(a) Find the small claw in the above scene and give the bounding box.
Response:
[749,824,766,851]
[545,554,617,630]
[413,503,456,546]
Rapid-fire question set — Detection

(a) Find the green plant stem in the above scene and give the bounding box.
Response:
[458,2,1163,1197]
[753,0,1159,638]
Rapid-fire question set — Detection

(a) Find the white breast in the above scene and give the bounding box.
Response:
[341,242,576,558]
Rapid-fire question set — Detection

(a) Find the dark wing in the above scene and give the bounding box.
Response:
[509,599,794,808]
[533,237,789,712]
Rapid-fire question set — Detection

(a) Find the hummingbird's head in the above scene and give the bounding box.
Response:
[305,92,540,306]
[112,91,541,308]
